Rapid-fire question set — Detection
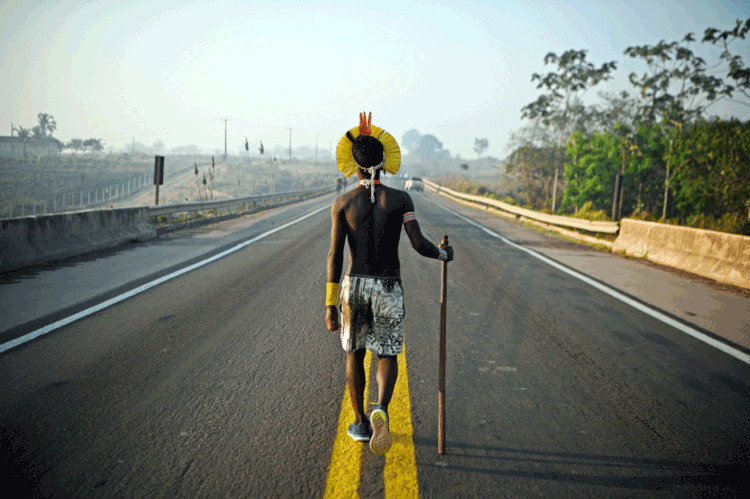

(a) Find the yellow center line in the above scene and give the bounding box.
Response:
[324,347,420,498]
[384,346,420,498]
[324,350,372,498]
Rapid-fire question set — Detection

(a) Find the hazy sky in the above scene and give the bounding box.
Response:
[2,0,749,159]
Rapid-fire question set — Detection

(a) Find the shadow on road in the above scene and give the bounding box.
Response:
[415,438,744,491]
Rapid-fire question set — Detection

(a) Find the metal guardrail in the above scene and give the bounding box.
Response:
[423,179,619,234]
[147,187,332,219]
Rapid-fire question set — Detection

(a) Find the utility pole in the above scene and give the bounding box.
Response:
[329,139,332,159]
[132,138,135,154]
[288,127,293,161]
[315,134,318,163]
[223,117,229,161]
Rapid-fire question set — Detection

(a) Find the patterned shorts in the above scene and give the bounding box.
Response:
[340,274,405,356]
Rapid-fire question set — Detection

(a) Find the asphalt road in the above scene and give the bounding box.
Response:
[1,184,748,498]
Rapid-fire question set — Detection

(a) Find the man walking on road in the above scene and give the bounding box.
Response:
[325,113,453,455]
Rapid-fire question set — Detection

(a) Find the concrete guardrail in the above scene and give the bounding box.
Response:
[0,186,332,273]
[423,179,619,234]
[424,178,750,289]
[614,218,750,289]
[0,207,156,272]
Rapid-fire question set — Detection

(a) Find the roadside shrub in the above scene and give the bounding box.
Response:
[573,201,610,221]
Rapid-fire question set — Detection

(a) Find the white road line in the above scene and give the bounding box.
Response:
[0,204,331,354]
[426,197,750,366]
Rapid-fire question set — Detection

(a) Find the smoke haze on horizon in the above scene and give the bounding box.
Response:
[2,0,749,159]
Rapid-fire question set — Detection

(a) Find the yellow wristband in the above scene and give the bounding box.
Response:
[326,282,340,306]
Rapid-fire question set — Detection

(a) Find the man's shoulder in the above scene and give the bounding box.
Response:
[384,185,413,207]
[333,189,358,208]
[382,184,410,201]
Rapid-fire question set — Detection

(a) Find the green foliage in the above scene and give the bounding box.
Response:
[702,18,750,109]
[624,34,733,125]
[671,119,750,219]
[509,17,750,234]
[573,201,613,221]
[521,50,618,135]
[505,124,562,209]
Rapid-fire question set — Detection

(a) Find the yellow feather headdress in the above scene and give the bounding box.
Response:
[336,112,401,178]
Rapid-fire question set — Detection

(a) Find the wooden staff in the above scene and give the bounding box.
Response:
[438,234,448,455]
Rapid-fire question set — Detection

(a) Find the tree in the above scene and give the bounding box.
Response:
[91,138,104,156]
[521,49,617,211]
[83,138,97,155]
[671,119,750,221]
[14,126,30,158]
[48,137,64,155]
[401,129,422,155]
[623,32,740,218]
[624,34,733,125]
[702,17,750,109]
[588,91,640,134]
[473,138,489,158]
[506,124,560,208]
[69,139,83,157]
[37,113,56,137]
[563,126,654,219]
[414,134,451,160]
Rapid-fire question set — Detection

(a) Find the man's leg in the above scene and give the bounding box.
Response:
[369,354,397,454]
[346,349,367,424]
[376,354,398,411]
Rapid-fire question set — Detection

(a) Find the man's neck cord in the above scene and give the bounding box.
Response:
[355,158,384,203]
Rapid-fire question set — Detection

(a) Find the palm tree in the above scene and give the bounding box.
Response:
[15,126,30,158]
[31,126,45,157]
[84,138,104,156]
[92,138,103,155]
[37,113,56,137]
[69,138,83,157]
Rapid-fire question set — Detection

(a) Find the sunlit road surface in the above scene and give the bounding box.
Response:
[1,181,749,497]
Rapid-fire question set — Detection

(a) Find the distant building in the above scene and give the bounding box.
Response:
[0,136,60,158]
[0,136,24,158]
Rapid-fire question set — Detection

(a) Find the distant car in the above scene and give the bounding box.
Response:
[404,177,424,192]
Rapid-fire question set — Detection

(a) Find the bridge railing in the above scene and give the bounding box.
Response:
[423,179,619,235]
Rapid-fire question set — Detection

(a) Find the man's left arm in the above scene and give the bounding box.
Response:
[326,201,346,331]
[401,194,454,262]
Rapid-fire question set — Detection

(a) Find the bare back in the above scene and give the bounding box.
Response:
[331,184,412,278]
[328,177,445,286]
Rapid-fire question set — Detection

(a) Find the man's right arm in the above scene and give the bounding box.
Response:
[401,193,454,262]
[326,199,346,331]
